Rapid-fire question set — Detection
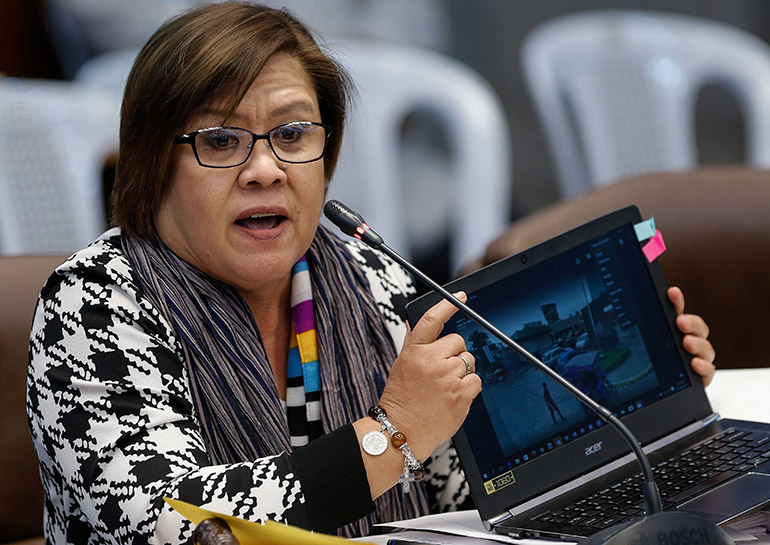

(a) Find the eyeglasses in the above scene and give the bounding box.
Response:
[173,121,331,168]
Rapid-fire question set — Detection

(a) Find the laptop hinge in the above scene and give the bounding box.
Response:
[504,415,719,518]
[486,511,512,531]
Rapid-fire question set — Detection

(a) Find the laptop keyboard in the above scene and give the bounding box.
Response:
[532,428,770,530]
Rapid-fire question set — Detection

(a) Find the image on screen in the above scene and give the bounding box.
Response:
[448,224,691,481]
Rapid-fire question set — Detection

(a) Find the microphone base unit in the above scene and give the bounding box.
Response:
[580,511,734,545]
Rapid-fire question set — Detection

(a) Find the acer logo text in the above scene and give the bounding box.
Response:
[585,442,603,456]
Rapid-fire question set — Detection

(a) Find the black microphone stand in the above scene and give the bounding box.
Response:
[324,199,734,545]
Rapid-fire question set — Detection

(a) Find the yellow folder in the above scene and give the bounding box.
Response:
[164,497,376,545]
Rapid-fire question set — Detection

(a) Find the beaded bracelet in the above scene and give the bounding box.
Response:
[361,405,425,493]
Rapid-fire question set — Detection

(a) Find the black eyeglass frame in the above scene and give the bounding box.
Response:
[173,121,332,168]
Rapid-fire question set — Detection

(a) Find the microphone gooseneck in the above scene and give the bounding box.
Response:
[324,200,734,545]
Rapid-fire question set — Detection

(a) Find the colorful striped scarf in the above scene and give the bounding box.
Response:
[285,255,322,446]
[121,225,429,537]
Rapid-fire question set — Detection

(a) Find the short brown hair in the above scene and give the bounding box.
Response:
[111,2,351,238]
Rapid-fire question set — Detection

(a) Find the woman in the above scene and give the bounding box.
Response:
[26,3,715,544]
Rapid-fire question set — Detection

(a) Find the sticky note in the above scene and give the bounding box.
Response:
[642,230,666,262]
[634,217,656,241]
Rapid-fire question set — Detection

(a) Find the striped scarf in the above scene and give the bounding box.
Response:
[284,255,321,446]
[121,225,428,537]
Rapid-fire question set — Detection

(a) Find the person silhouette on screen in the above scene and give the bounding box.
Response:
[543,382,566,424]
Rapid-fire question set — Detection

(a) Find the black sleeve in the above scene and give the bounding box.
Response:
[292,424,375,533]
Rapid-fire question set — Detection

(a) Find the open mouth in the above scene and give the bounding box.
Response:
[235,214,286,230]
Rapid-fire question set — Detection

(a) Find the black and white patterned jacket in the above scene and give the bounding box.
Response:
[27,229,470,545]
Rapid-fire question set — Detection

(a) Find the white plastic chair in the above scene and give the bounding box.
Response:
[0,78,120,254]
[74,47,138,103]
[521,10,770,198]
[325,40,512,273]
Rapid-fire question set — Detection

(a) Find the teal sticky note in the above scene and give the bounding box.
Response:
[634,217,656,241]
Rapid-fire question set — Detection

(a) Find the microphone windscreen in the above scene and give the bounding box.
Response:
[323,199,347,222]
[323,200,383,248]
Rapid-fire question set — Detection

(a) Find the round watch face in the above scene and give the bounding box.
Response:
[362,430,388,456]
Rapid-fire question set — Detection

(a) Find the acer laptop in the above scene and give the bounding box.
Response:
[406,206,770,541]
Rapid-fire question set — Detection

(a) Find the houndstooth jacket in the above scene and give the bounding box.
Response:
[27,228,471,545]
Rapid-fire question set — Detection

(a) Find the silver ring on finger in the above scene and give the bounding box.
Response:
[459,353,471,377]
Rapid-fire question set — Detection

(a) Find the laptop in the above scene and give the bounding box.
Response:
[405,206,770,541]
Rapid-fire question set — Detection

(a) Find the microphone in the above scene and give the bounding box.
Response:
[323,199,733,545]
[322,199,383,248]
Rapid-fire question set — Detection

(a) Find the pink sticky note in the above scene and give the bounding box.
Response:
[642,230,666,262]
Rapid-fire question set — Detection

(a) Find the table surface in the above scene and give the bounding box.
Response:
[706,367,770,422]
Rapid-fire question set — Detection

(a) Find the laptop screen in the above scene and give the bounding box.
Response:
[446,221,691,488]
[406,207,714,518]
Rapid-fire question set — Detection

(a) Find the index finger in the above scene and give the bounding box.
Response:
[408,292,467,345]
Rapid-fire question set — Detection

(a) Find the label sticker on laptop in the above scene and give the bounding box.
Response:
[484,470,516,495]
[642,229,667,262]
[633,216,656,241]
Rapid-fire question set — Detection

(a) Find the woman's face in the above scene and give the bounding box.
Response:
[155,52,326,299]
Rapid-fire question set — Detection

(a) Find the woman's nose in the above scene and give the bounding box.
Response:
[237,139,286,187]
